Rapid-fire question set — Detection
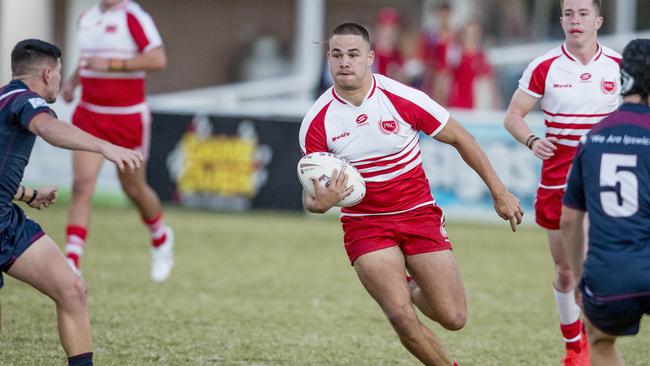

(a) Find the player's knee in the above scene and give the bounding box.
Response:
[438,309,466,331]
[386,306,420,340]
[71,177,96,198]
[57,276,87,310]
[555,267,576,290]
[120,181,145,199]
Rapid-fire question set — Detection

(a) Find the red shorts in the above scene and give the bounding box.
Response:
[72,104,151,158]
[535,187,564,230]
[340,204,452,265]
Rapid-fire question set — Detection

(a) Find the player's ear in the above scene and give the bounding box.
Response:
[594,15,603,31]
[367,49,375,67]
[42,66,51,85]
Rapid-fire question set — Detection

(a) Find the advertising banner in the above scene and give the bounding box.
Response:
[147,113,303,211]
[421,121,544,221]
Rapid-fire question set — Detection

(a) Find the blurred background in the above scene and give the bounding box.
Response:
[1,0,649,221]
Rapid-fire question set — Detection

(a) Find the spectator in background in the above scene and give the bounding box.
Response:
[372,7,403,80]
[419,1,455,106]
[447,20,501,109]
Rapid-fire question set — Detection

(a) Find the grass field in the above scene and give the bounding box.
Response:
[1,204,649,365]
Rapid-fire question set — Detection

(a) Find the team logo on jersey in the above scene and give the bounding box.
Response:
[28,97,47,109]
[380,120,398,134]
[105,24,117,33]
[600,79,617,94]
[579,72,592,81]
[355,114,369,126]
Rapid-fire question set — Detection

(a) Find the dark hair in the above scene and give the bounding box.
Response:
[560,0,601,14]
[330,22,371,45]
[620,39,650,100]
[11,39,62,76]
[438,1,452,12]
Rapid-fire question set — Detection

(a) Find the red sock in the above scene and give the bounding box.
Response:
[144,211,166,248]
[65,225,87,268]
[561,319,583,351]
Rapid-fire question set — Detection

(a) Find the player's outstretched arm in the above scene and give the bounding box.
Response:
[435,117,524,231]
[504,89,557,160]
[302,169,352,214]
[29,113,143,172]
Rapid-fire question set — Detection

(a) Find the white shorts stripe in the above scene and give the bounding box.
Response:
[79,101,148,115]
[539,183,566,189]
[340,200,435,217]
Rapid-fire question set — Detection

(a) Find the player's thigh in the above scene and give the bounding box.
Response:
[6,235,82,301]
[72,150,104,185]
[354,246,412,312]
[405,250,466,317]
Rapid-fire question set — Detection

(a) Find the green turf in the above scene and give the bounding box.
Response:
[1,205,649,365]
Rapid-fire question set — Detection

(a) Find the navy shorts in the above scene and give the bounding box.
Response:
[581,282,650,336]
[0,205,44,288]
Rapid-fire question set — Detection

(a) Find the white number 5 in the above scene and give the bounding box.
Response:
[600,153,638,217]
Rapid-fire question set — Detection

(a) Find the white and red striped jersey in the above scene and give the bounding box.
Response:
[299,74,450,216]
[519,43,621,188]
[77,0,162,110]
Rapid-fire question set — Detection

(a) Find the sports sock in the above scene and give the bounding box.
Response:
[144,211,166,248]
[553,287,582,350]
[65,225,87,268]
[68,352,93,366]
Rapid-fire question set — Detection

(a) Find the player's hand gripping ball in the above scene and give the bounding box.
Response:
[297,152,366,207]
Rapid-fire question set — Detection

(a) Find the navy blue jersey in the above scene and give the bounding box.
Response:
[0,80,56,233]
[564,103,650,297]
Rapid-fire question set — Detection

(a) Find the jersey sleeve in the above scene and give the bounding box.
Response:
[126,7,163,52]
[299,104,329,155]
[518,55,559,99]
[11,93,56,130]
[563,147,587,211]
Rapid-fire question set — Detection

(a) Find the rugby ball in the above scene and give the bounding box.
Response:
[297,152,366,207]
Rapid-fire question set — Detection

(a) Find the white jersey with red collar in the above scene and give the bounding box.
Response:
[518,43,621,188]
[77,0,162,111]
[299,74,450,216]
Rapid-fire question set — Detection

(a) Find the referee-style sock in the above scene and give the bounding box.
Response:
[65,225,87,269]
[144,211,167,248]
[68,352,93,366]
[553,287,583,350]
